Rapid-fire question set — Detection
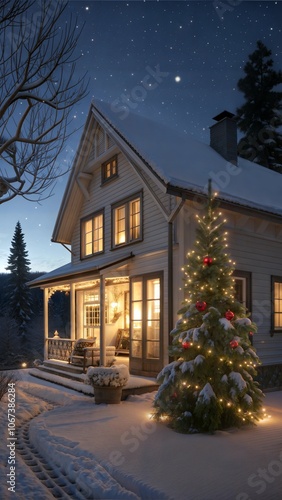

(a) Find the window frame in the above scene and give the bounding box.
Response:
[101,155,118,185]
[233,270,252,312]
[130,271,163,362]
[81,209,104,259]
[111,191,143,249]
[271,275,282,334]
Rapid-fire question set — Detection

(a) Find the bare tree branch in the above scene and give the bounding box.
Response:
[0,0,89,203]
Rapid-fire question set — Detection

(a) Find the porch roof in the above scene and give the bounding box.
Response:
[28,252,134,288]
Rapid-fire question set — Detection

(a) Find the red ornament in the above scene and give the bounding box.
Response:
[171,392,178,399]
[196,301,207,312]
[225,310,235,321]
[249,331,254,336]
[203,256,213,266]
[230,340,239,349]
[182,341,191,349]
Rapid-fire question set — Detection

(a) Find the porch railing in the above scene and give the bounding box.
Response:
[47,338,76,362]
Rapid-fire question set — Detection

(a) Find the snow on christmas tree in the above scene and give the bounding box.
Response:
[153,181,264,433]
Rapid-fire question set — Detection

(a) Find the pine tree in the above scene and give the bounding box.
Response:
[153,182,264,433]
[6,221,33,339]
[237,40,282,172]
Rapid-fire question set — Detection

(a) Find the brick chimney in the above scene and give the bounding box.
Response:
[210,111,237,165]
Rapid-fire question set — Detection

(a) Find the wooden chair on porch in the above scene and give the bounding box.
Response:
[69,338,115,373]
[115,329,130,355]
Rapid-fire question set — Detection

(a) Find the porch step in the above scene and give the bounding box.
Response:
[34,360,85,382]
[44,360,84,374]
[29,364,160,399]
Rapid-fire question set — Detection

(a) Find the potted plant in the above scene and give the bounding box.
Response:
[86,364,129,404]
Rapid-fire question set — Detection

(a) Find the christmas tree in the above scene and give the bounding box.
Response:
[153,181,264,433]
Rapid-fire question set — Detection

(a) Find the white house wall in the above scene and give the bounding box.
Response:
[71,151,169,264]
[176,201,282,366]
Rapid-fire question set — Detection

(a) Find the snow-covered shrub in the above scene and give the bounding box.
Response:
[86,364,129,387]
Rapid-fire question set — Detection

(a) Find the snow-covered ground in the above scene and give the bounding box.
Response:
[1,370,282,500]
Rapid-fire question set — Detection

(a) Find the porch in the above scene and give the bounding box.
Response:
[29,253,165,378]
[47,328,130,366]
[30,355,159,399]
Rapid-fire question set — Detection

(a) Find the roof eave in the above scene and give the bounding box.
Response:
[166,184,282,224]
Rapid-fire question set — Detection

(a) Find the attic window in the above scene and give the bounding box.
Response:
[101,155,118,184]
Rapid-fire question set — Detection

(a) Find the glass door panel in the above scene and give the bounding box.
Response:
[146,278,160,359]
[130,274,162,375]
[131,280,142,358]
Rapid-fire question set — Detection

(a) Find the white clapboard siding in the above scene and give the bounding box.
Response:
[71,151,169,268]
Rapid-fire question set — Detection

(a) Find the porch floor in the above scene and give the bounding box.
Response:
[29,356,159,399]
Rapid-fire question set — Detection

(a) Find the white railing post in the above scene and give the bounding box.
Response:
[100,275,106,366]
[70,282,76,341]
[44,288,49,360]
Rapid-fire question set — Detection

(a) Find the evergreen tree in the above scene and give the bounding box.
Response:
[236,40,282,172]
[6,221,33,339]
[153,182,264,433]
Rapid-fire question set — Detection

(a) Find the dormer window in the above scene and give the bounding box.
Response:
[101,155,118,184]
[81,210,104,258]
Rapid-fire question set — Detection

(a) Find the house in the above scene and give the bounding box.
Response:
[29,101,282,383]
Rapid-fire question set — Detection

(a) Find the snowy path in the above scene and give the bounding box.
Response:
[15,403,89,499]
[1,373,165,499]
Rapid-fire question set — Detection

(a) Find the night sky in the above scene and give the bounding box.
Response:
[1,1,282,273]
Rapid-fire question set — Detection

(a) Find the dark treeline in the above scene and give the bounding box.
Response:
[0,273,70,370]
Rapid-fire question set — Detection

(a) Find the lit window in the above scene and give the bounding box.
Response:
[272,276,282,332]
[101,156,118,184]
[112,193,142,247]
[85,305,100,326]
[81,211,104,258]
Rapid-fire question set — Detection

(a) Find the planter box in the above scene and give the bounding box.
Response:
[93,385,122,404]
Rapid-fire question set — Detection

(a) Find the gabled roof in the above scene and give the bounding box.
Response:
[53,100,282,244]
[92,100,282,220]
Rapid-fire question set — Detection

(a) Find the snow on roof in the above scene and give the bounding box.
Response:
[28,253,134,287]
[93,100,282,218]
[27,261,91,287]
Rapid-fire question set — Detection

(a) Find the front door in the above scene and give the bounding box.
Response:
[130,273,163,376]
